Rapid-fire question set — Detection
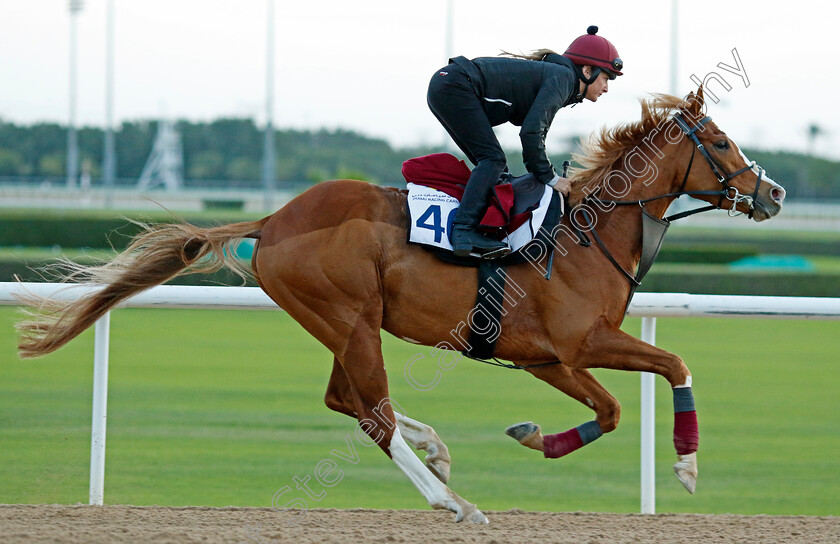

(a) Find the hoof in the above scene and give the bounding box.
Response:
[674,452,698,494]
[505,421,539,441]
[505,422,544,451]
[454,505,489,524]
[466,509,489,524]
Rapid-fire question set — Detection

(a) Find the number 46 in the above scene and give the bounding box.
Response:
[415,205,457,243]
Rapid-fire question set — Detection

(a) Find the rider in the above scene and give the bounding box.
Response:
[427,25,623,259]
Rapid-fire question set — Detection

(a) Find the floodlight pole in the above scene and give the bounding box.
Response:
[441,0,454,151]
[670,0,678,96]
[445,0,454,60]
[102,0,116,207]
[67,0,84,189]
[262,0,276,212]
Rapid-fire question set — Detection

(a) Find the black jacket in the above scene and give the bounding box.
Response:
[452,54,579,183]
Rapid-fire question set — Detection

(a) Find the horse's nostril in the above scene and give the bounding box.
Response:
[770,187,785,203]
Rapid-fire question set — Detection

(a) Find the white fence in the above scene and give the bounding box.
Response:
[2,282,839,513]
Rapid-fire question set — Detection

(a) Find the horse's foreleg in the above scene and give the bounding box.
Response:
[573,323,699,493]
[394,413,451,484]
[672,375,698,493]
[506,365,618,459]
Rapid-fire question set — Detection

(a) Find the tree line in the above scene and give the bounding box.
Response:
[0,118,423,186]
[0,117,836,199]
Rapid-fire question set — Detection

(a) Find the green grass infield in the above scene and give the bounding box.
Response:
[1,307,838,515]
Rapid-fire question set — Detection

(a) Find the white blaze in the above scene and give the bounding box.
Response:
[737,148,783,190]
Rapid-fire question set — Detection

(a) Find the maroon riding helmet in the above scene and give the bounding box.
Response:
[564,25,623,79]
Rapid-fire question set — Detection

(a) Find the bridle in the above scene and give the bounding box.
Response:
[669,113,764,220]
[577,112,768,289]
[588,112,765,221]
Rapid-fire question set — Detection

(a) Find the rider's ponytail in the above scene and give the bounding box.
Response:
[499,48,558,61]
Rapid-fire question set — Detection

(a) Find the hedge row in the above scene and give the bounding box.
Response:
[3,214,839,258]
[1,212,836,297]
[0,215,248,250]
[663,231,840,257]
[3,257,836,297]
[656,244,757,264]
[0,218,143,249]
[1,258,258,287]
[638,270,838,297]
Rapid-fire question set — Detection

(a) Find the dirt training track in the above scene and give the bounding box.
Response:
[2,505,839,544]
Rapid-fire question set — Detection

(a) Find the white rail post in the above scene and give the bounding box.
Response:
[89,311,111,505]
[640,316,657,514]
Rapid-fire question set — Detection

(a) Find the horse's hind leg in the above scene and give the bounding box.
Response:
[326,358,451,483]
[324,358,358,418]
[325,359,451,483]
[337,315,486,523]
[394,413,451,484]
[256,215,483,521]
[309,292,484,522]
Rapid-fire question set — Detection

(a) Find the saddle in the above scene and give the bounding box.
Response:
[402,153,548,235]
[402,153,566,360]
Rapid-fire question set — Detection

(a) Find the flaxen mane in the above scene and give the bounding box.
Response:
[568,93,691,206]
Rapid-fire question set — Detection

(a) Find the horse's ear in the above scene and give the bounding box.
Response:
[680,87,705,118]
[693,85,706,111]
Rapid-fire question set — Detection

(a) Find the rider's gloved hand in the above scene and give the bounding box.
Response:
[547,174,571,197]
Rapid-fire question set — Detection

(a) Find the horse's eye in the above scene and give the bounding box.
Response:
[714,140,730,151]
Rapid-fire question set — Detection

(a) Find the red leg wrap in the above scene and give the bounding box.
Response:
[543,428,583,459]
[673,410,699,455]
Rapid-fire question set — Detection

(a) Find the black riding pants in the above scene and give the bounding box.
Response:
[427,64,507,225]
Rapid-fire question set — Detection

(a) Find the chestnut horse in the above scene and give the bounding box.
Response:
[17,88,784,523]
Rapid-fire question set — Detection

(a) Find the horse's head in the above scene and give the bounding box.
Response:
[674,87,785,221]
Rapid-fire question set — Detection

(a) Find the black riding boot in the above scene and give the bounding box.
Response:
[450,178,511,259]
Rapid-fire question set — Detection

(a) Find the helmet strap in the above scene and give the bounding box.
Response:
[581,67,602,85]
[574,66,601,103]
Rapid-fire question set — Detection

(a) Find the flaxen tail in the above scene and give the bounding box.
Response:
[16,218,269,359]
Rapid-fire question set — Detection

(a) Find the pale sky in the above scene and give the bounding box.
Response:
[1,0,837,160]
